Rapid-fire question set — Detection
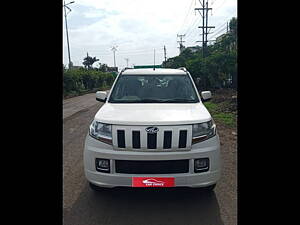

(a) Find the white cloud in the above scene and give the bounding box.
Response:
[63,0,237,69]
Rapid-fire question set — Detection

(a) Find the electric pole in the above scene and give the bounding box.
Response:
[205,1,209,46]
[63,1,75,69]
[125,58,129,67]
[163,45,167,67]
[177,34,185,54]
[195,0,214,58]
[111,46,118,68]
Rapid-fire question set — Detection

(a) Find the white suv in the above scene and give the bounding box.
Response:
[84,68,221,191]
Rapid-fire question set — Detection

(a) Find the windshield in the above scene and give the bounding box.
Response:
[108,74,199,103]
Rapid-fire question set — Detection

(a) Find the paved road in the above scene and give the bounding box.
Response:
[63,93,100,119]
[63,94,237,225]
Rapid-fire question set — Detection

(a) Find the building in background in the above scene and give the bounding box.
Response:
[107,67,118,72]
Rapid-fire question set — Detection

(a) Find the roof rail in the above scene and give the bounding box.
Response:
[120,67,131,74]
[177,67,187,72]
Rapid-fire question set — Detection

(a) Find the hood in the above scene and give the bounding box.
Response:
[94,103,212,125]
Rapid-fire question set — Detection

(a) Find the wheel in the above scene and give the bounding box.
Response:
[89,182,103,192]
[202,184,216,192]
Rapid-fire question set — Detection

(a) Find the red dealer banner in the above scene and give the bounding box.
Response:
[132,177,175,187]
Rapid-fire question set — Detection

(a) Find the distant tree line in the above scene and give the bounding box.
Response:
[63,54,117,98]
[63,68,116,98]
[164,17,237,91]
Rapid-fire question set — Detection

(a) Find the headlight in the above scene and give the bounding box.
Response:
[192,120,216,144]
[89,121,112,145]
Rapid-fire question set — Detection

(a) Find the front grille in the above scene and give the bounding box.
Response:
[114,125,191,151]
[115,160,189,174]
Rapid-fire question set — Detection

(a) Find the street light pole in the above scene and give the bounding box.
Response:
[111,46,118,68]
[63,1,75,69]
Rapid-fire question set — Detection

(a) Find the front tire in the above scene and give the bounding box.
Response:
[202,184,216,192]
[89,182,103,192]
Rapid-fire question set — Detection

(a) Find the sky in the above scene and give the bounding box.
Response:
[63,0,237,70]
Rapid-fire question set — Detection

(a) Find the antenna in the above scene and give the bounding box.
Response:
[153,49,155,70]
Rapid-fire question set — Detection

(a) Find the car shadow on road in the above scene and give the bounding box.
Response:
[64,183,224,225]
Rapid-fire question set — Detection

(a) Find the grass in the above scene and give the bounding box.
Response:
[63,86,111,99]
[204,101,236,128]
[213,112,236,127]
[203,101,219,113]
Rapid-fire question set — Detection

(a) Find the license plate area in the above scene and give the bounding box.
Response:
[132,177,175,187]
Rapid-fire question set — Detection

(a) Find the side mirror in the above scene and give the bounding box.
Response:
[96,91,107,102]
[201,91,212,102]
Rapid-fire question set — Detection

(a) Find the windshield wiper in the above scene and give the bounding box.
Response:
[109,98,197,103]
[109,99,166,103]
[137,99,167,103]
[161,98,197,103]
[137,98,197,103]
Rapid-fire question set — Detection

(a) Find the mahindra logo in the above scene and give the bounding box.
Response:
[145,127,159,134]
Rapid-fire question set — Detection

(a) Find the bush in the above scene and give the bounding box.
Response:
[63,68,116,97]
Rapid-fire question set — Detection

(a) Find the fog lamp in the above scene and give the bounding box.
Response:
[95,158,110,173]
[194,158,209,173]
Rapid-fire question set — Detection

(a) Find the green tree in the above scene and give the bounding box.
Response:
[165,17,237,90]
[98,63,109,72]
[83,53,99,69]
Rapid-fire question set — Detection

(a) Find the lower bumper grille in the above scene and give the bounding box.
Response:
[115,159,189,174]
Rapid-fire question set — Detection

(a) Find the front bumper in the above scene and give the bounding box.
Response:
[84,134,221,188]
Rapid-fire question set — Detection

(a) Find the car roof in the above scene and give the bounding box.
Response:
[121,68,187,75]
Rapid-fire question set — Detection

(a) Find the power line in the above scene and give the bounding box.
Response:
[185,28,212,45]
[212,27,227,36]
[207,23,227,37]
[209,25,227,36]
[213,0,228,13]
[185,27,200,41]
[206,16,233,40]
[89,47,164,54]
[209,28,227,40]
[88,51,165,58]
[178,0,196,34]
[208,18,232,40]
[211,0,218,6]
[184,16,202,38]
[185,31,201,43]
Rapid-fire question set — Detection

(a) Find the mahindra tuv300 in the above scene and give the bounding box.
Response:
[84,68,221,191]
